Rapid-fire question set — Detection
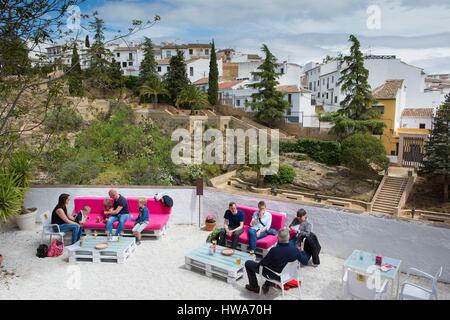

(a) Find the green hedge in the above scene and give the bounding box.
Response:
[280,138,341,165]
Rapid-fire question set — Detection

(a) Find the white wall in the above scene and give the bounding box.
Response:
[187,59,223,83]
[277,63,302,86]
[401,117,433,129]
[237,61,262,79]
[25,186,450,282]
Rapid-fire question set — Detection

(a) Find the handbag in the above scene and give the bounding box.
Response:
[36,244,48,258]
[47,239,64,257]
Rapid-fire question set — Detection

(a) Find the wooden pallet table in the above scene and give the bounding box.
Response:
[185,244,256,283]
[67,235,136,264]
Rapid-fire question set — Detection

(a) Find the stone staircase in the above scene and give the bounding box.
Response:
[372,176,408,215]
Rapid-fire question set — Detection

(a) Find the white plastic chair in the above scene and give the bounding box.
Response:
[258,261,302,299]
[399,266,442,300]
[342,269,389,300]
[40,211,65,244]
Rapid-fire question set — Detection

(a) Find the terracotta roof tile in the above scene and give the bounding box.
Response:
[219,80,244,90]
[157,59,171,65]
[277,85,311,93]
[401,108,434,118]
[373,80,404,99]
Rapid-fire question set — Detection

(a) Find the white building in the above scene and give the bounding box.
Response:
[279,85,316,127]
[45,39,89,71]
[156,57,223,83]
[160,43,211,61]
[109,44,144,77]
[400,108,434,130]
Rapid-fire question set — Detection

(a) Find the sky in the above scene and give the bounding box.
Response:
[78,0,450,74]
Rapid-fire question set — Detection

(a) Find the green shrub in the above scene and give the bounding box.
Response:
[58,148,105,184]
[265,164,296,186]
[280,138,341,165]
[341,133,389,176]
[45,104,83,132]
[187,164,204,182]
[0,171,25,223]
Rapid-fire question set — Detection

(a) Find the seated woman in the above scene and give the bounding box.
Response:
[247,201,272,255]
[289,209,312,247]
[51,193,82,245]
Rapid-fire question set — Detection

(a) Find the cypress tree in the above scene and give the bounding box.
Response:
[68,44,84,96]
[246,44,289,124]
[207,40,219,106]
[87,16,111,84]
[163,50,190,105]
[139,37,159,84]
[85,35,90,48]
[421,94,450,202]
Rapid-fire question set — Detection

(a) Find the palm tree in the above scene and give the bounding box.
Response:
[176,85,208,114]
[139,77,169,108]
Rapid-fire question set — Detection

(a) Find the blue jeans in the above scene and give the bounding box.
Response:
[106,214,132,236]
[59,223,82,244]
[248,228,268,251]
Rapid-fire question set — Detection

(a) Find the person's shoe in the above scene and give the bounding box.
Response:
[248,250,255,255]
[245,284,260,293]
[136,240,141,245]
[262,284,270,294]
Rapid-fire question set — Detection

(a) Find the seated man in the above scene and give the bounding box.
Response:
[289,209,312,247]
[248,201,272,254]
[218,202,244,249]
[105,189,132,238]
[244,228,310,294]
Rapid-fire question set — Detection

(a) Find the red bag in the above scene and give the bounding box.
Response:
[47,239,64,257]
[276,280,301,290]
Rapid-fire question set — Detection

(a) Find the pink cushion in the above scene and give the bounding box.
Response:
[83,214,108,229]
[236,205,286,230]
[74,197,112,215]
[146,198,171,215]
[226,225,279,249]
[126,197,140,214]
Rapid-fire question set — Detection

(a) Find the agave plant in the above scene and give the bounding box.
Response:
[0,171,25,223]
[7,150,34,189]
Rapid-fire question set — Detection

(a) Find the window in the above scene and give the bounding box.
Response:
[122,62,127,68]
[128,61,133,66]
[327,78,329,89]
[374,104,385,115]
[205,49,209,55]
[129,53,133,60]
[189,49,193,55]
[326,92,329,99]
[236,99,241,107]
[280,68,284,74]
[166,51,172,58]
[335,96,338,103]
[116,52,120,58]
[309,82,312,90]
[317,80,320,87]
[157,66,162,72]
[390,150,396,156]
[323,79,325,85]
[190,66,194,77]
[167,66,170,72]
[288,94,292,105]
[332,76,334,83]
[419,123,426,129]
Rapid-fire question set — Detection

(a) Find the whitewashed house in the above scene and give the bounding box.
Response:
[279,85,316,127]
[160,43,211,60]
[45,39,89,71]
[400,108,434,130]
[110,44,144,77]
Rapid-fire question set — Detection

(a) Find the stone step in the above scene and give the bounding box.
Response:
[373,203,398,210]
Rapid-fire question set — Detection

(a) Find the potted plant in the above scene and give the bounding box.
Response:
[205,214,217,231]
[7,151,37,231]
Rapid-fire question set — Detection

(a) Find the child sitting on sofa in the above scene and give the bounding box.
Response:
[132,197,149,245]
[74,206,91,226]
[103,199,113,223]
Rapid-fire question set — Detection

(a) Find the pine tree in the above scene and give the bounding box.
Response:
[87,15,111,87]
[163,50,190,105]
[207,40,219,106]
[337,35,376,120]
[85,35,90,48]
[68,44,84,96]
[0,29,31,76]
[246,44,289,124]
[139,37,159,84]
[421,95,450,202]
[109,58,123,90]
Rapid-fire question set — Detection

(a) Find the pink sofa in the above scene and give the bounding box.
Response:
[225,205,286,256]
[73,196,171,238]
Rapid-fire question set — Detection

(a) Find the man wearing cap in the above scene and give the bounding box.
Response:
[244,228,310,294]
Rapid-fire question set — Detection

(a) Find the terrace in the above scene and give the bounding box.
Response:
[1,185,449,300]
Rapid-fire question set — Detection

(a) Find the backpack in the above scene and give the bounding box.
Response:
[47,239,64,257]
[36,244,48,258]
[162,195,173,208]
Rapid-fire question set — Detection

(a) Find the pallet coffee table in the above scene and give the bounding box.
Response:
[67,235,136,264]
[185,244,256,283]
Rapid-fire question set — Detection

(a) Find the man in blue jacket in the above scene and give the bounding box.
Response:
[244,228,310,294]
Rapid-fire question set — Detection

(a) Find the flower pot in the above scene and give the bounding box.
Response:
[15,208,37,231]
[205,222,216,231]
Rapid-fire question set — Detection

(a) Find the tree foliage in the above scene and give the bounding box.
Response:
[139,77,169,106]
[68,44,84,96]
[176,84,208,114]
[341,133,389,177]
[207,40,219,106]
[421,95,450,202]
[163,50,190,104]
[246,44,289,125]
[139,37,159,84]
